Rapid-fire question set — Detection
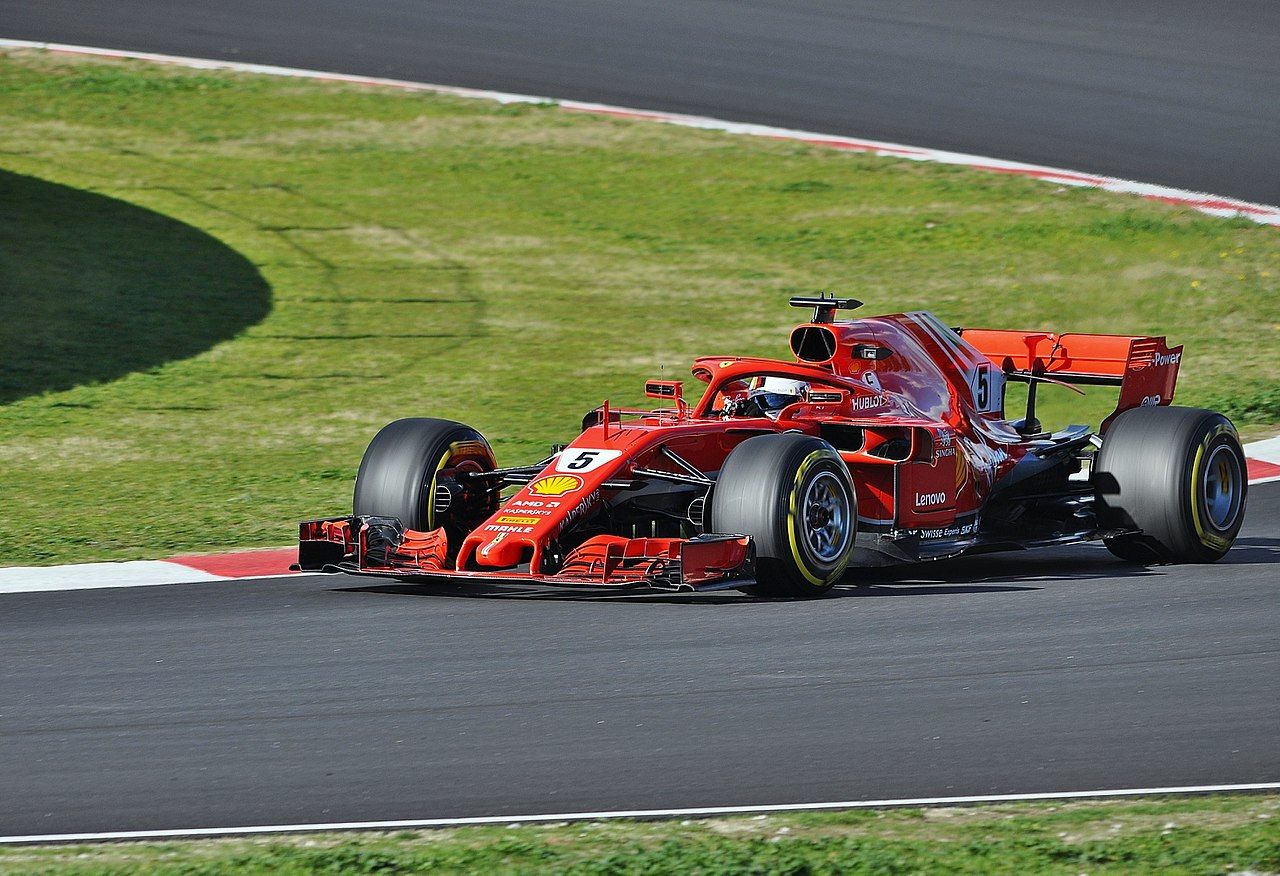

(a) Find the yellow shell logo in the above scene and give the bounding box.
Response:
[528,475,583,497]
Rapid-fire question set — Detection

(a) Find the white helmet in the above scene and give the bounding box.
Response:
[760,377,808,396]
[745,376,808,418]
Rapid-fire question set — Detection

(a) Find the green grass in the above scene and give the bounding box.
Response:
[1,49,1277,565]
[3,795,1278,874]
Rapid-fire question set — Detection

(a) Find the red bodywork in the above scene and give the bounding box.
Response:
[297,308,1183,591]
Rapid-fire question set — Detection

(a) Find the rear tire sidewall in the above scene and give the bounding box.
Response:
[353,418,497,545]
[1094,407,1246,563]
[711,433,856,597]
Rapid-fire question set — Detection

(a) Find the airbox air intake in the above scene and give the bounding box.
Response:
[790,325,838,363]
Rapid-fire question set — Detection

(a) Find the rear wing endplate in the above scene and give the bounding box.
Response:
[958,329,1183,432]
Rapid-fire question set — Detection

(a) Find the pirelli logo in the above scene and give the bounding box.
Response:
[495,515,542,526]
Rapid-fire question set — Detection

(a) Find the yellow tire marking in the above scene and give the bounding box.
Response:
[426,439,494,530]
[425,447,454,531]
[787,450,854,587]
[1190,423,1237,551]
[1189,439,1207,542]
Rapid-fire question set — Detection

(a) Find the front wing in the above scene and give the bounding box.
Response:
[293,516,754,592]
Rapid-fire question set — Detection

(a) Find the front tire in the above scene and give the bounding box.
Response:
[710,433,856,597]
[1093,406,1246,563]
[353,418,498,552]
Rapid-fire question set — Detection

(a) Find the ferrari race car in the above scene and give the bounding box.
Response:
[295,296,1247,596]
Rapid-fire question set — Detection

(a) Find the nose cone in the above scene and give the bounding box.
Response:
[472,530,530,568]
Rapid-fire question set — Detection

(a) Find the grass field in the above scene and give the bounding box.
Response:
[3,794,1278,874]
[1,49,1278,565]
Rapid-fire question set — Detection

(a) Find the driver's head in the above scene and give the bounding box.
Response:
[753,377,808,415]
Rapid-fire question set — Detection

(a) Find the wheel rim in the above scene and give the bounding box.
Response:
[1201,444,1242,531]
[801,471,852,563]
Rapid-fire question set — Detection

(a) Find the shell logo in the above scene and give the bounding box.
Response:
[528,475,583,497]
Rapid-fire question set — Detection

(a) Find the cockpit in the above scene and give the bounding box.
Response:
[715,375,810,419]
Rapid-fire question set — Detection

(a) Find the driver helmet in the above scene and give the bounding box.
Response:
[751,376,808,416]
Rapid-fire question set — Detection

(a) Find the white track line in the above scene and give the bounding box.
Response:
[2,782,1277,844]
[2,37,1279,226]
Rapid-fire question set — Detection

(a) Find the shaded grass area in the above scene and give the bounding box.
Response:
[0,50,1277,564]
[0,170,271,403]
[3,795,1278,874]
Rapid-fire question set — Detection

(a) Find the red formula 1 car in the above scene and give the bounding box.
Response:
[295,297,1247,595]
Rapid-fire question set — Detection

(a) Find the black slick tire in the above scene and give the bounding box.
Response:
[710,433,856,597]
[1093,406,1246,563]
[353,418,498,549]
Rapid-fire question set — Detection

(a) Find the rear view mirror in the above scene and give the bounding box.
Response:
[645,380,684,403]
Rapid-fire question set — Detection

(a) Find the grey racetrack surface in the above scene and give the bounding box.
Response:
[3,0,1279,203]
[2,484,1277,836]
[1,0,1278,838]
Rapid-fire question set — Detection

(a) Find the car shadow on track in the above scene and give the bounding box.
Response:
[1213,537,1280,565]
[336,579,1044,604]
[334,544,1171,604]
[334,535,1277,605]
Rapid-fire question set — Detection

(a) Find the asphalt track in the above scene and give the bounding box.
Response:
[2,0,1279,838]
[1,483,1276,836]
[3,0,1278,203]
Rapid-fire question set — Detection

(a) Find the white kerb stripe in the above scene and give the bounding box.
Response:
[0,561,222,593]
[1,782,1277,844]
[1245,435,1280,466]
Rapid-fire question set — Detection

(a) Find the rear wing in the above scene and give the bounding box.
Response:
[958,329,1183,432]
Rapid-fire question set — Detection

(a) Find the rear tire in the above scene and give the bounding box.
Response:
[710,433,856,597]
[1093,406,1246,563]
[353,418,498,551]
